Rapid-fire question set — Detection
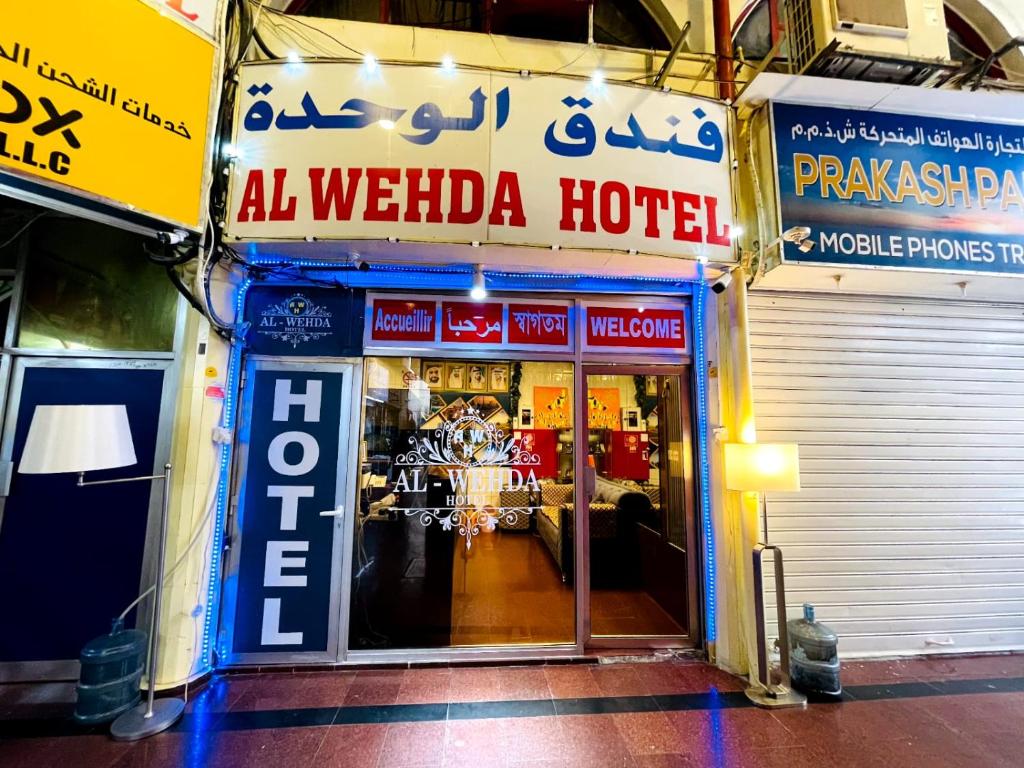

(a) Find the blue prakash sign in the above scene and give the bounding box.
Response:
[772,101,1024,275]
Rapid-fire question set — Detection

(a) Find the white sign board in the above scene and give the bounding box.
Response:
[226,62,734,261]
[146,0,221,39]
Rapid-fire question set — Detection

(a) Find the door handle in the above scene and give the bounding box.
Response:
[319,505,345,518]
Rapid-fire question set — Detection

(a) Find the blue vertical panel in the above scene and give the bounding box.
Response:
[0,365,164,662]
[231,368,345,655]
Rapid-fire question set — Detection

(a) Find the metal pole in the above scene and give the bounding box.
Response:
[653,21,692,88]
[745,543,806,708]
[144,464,172,718]
[751,545,770,689]
[712,0,735,101]
[110,464,186,740]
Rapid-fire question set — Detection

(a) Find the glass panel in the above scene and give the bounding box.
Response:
[17,219,178,351]
[586,371,692,638]
[350,356,575,650]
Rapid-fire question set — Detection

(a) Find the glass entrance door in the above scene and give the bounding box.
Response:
[583,367,699,643]
[349,357,578,652]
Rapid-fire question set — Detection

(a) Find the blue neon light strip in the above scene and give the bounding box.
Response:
[692,264,716,644]
[200,277,253,670]
[243,257,696,295]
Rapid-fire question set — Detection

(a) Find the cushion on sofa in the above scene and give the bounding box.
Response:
[499,489,533,508]
[541,483,574,506]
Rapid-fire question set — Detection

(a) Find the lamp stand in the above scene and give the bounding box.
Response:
[746,495,806,709]
[79,464,186,740]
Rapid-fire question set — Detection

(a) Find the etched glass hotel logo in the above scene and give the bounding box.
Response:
[393,411,542,547]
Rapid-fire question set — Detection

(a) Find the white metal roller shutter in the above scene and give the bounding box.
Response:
[748,291,1024,657]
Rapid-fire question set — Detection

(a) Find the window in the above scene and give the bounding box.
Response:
[17,219,178,351]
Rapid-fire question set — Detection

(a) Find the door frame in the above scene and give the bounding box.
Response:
[0,355,178,681]
[219,356,360,666]
[578,362,702,651]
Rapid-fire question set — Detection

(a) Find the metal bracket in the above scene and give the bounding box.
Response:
[747,543,807,709]
[0,459,12,497]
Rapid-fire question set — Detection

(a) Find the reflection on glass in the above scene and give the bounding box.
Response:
[350,357,575,649]
[18,220,178,351]
[587,372,693,638]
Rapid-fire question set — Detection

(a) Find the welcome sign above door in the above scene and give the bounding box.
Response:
[225,62,734,262]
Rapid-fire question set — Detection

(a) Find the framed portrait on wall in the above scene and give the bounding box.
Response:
[519,408,533,428]
[468,363,487,391]
[421,361,444,389]
[446,362,466,390]
[621,407,643,431]
[489,364,509,392]
[645,375,658,396]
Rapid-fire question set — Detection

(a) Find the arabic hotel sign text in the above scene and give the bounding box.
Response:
[227,62,733,260]
[773,101,1024,275]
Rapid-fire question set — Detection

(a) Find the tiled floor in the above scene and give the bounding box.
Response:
[1,654,1022,767]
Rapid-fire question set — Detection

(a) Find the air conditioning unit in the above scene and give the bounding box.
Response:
[785,0,957,86]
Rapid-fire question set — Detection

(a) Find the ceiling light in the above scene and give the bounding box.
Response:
[470,264,487,301]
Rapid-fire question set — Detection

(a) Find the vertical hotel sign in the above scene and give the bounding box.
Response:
[0,0,216,230]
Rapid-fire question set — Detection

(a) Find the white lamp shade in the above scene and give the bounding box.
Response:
[19,405,137,474]
[724,442,801,493]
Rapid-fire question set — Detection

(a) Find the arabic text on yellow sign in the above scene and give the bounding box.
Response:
[0,0,214,228]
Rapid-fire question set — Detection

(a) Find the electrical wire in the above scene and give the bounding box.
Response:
[0,212,49,249]
[259,3,364,56]
[117,441,223,623]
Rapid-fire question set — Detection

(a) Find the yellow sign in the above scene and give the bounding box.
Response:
[0,0,215,229]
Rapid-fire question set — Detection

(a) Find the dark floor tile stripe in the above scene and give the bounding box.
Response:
[450,699,556,719]
[3,675,1023,740]
[553,695,660,716]
[200,706,338,732]
[334,702,448,725]
[653,691,750,711]
[843,681,943,701]
[928,677,1024,696]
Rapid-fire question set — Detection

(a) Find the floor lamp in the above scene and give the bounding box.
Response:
[723,441,806,709]
[18,404,185,740]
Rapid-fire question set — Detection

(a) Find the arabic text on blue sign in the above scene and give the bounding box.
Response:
[773,101,1024,275]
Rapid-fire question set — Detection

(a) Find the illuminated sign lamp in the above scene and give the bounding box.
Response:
[470,264,487,301]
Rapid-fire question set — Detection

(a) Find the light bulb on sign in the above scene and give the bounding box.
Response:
[441,54,456,72]
[363,53,378,73]
[591,70,605,88]
[378,119,396,130]
[470,264,487,301]
[286,51,301,63]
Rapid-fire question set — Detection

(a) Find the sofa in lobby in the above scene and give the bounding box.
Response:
[533,477,655,585]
